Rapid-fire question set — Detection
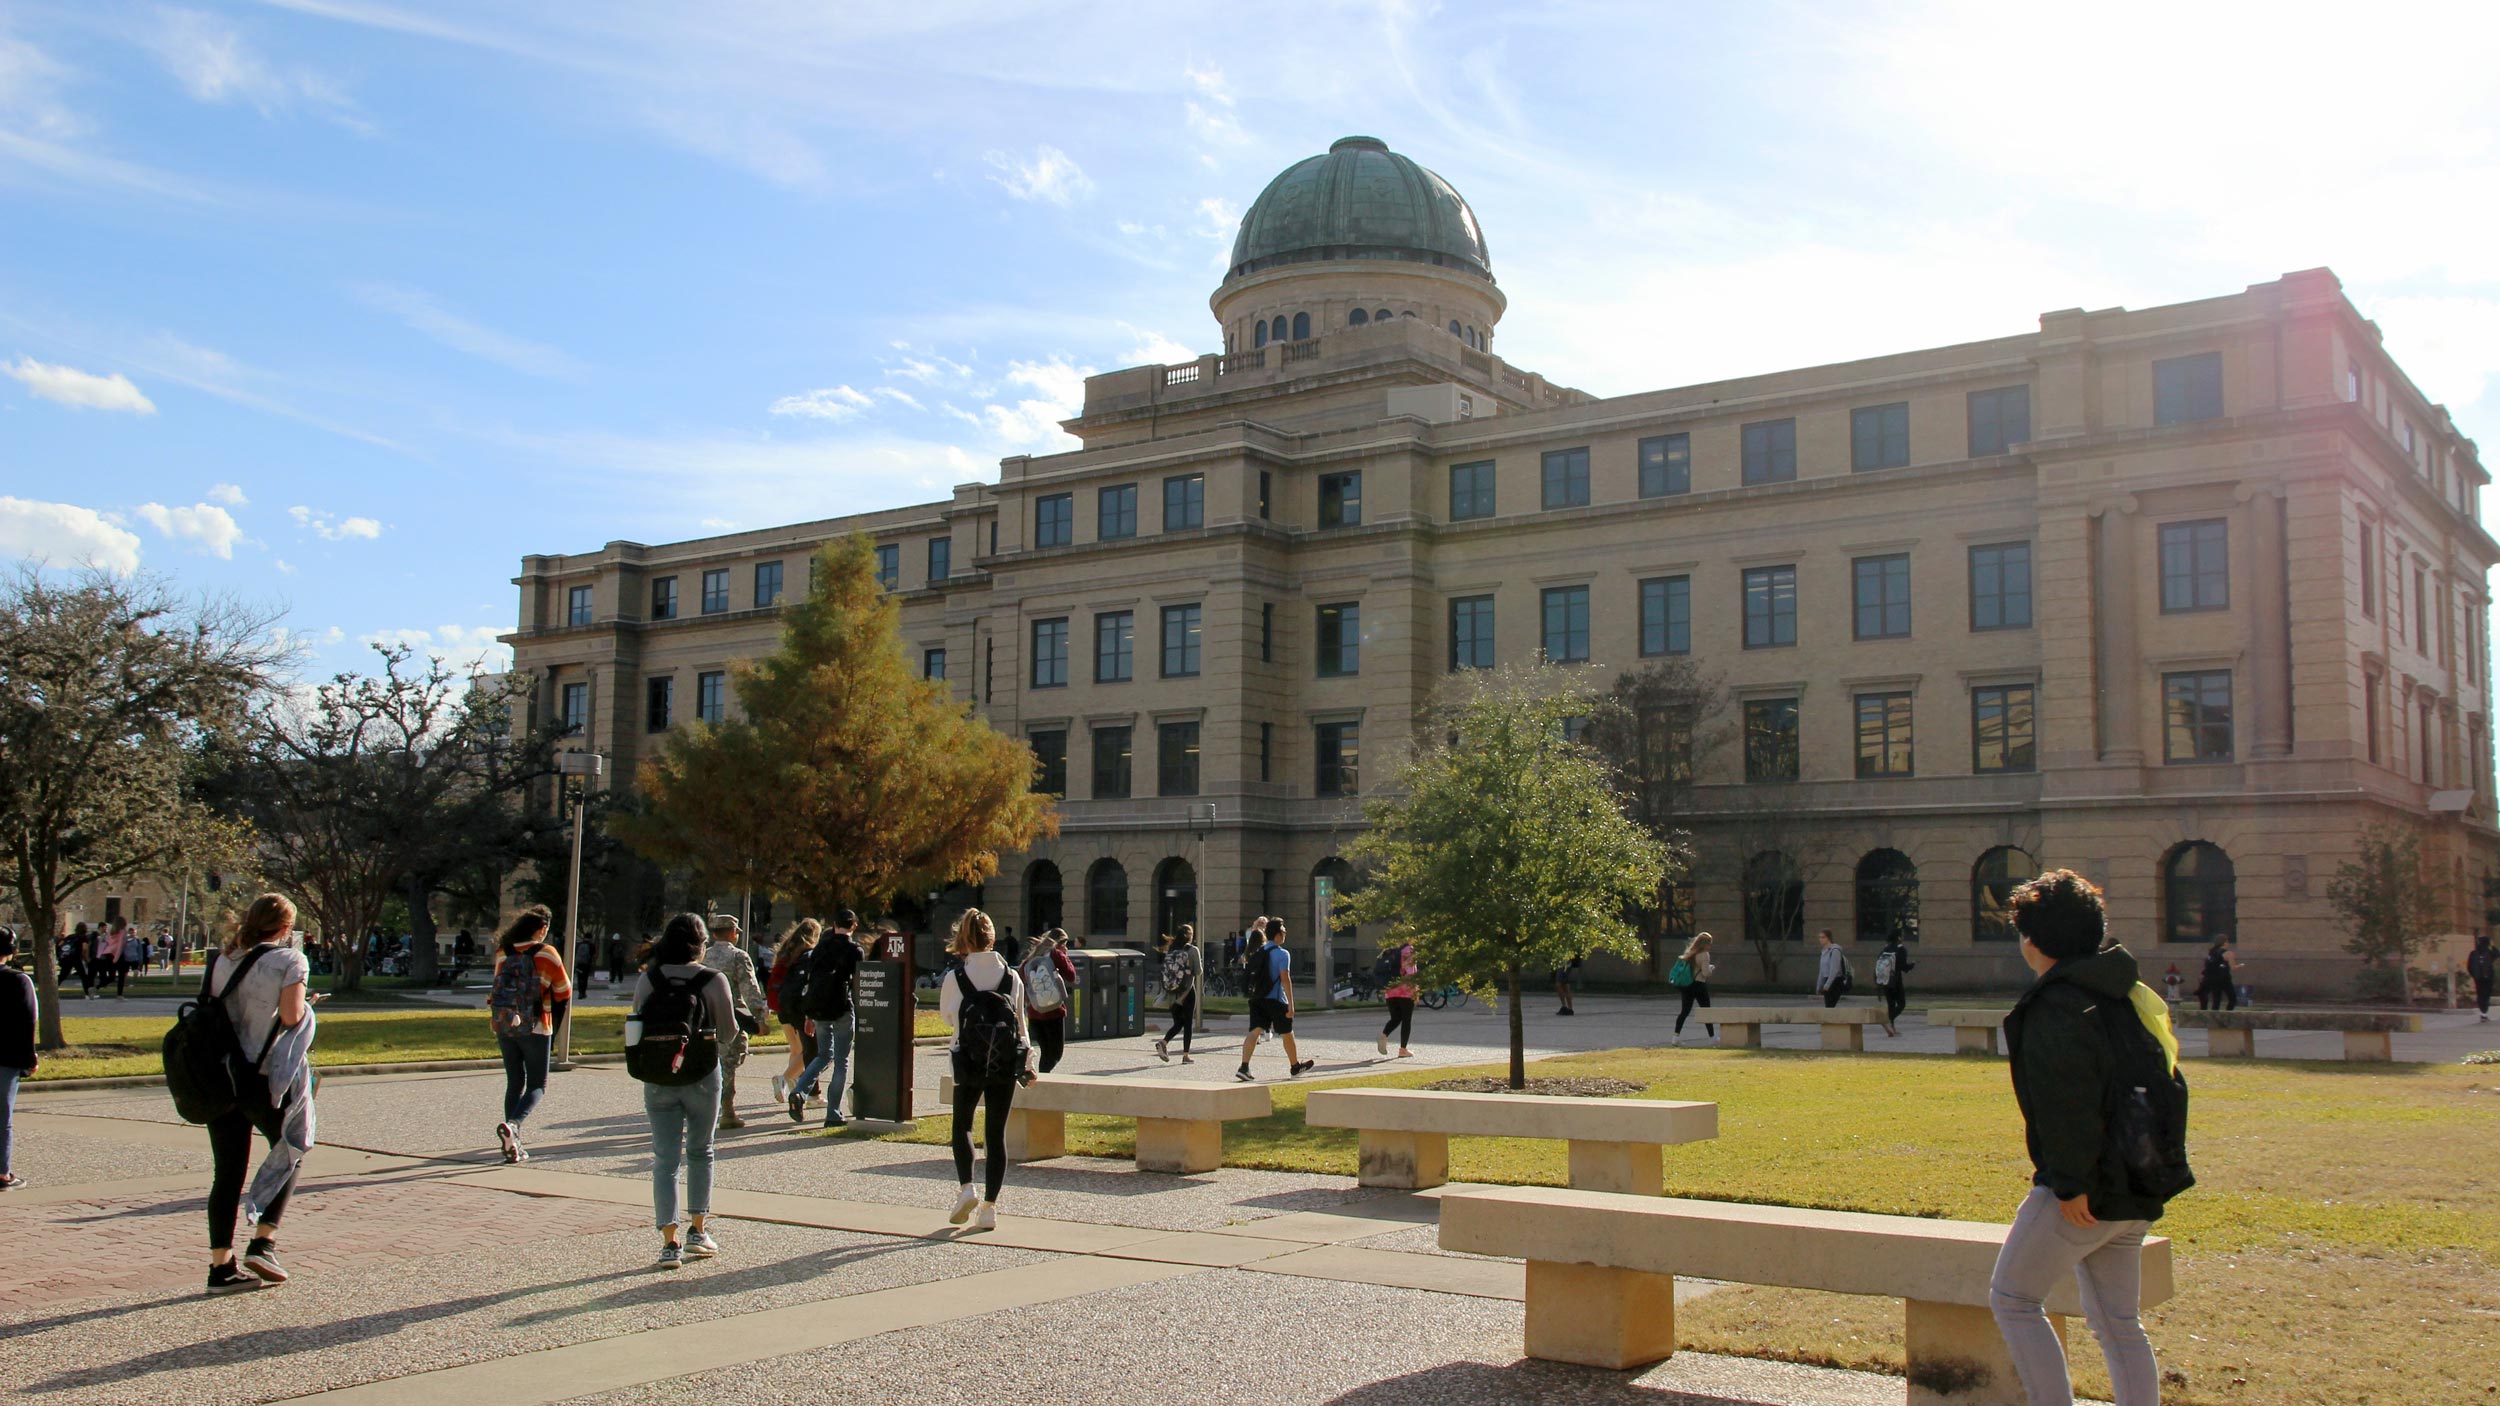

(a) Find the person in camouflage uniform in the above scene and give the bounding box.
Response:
[701,915,770,1131]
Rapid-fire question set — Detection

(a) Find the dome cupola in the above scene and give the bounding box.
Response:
[1227,136,1491,282]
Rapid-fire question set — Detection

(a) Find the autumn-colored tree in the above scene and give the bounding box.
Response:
[618,535,1057,914]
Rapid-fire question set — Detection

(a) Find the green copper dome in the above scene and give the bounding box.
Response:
[1227,136,1491,283]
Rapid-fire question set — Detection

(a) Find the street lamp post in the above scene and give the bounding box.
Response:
[552,750,605,1070]
[1188,802,1215,1036]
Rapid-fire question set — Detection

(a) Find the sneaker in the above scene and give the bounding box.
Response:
[1154,1038,1170,1063]
[1290,1059,1315,1077]
[788,1091,807,1124]
[655,1242,683,1271]
[770,1073,788,1103]
[1376,1032,1389,1055]
[241,1240,287,1283]
[496,1121,519,1164]
[683,1229,720,1260]
[1234,1067,1255,1082]
[949,1184,980,1225]
[823,1111,849,1130]
[972,1202,997,1231]
[718,1116,746,1131]
[205,1262,261,1295]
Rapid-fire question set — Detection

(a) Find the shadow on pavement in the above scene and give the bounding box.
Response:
[1323,1360,1796,1406]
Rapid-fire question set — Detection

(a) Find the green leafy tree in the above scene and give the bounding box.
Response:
[2326,823,2446,1001]
[1338,666,1676,1087]
[617,535,1057,913]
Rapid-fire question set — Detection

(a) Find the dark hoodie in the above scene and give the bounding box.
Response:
[2002,944,2168,1224]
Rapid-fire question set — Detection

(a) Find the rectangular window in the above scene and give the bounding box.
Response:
[1968,542,2033,630]
[1035,493,1073,548]
[1742,564,1798,648]
[1540,447,1591,509]
[650,576,678,621]
[2346,360,2362,403]
[1319,471,1363,528]
[1257,470,1272,520]
[1030,618,1069,688]
[558,681,587,733]
[1160,604,1202,678]
[2153,351,2224,425]
[1852,554,1912,640]
[1639,433,1690,498]
[1972,684,2036,774]
[1743,697,1800,782]
[1967,385,2032,457]
[646,676,672,733]
[874,545,898,590]
[1261,601,1274,663]
[1850,402,1910,471]
[923,647,947,681]
[700,569,729,615]
[2414,567,2429,653]
[1317,603,1360,677]
[1541,584,1591,663]
[1162,474,1204,531]
[1854,692,1914,778]
[1562,715,1592,746]
[1449,460,1495,521]
[1316,721,1360,797]
[754,560,784,608]
[1098,483,1139,540]
[1091,726,1133,799]
[1640,576,1690,656]
[2363,675,2381,765]
[2158,519,2229,613]
[567,585,593,627]
[2420,700,2435,782]
[1259,721,1273,783]
[1094,611,1134,683]
[2162,670,2234,763]
[1741,418,1797,485]
[927,536,951,583]
[1157,721,1201,797]
[696,671,726,724]
[1029,729,1067,796]
[1450,594,1495,671]
[1637,703,1694,785]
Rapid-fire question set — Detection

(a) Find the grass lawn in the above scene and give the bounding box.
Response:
[36,1009,949,1080]
[879,1045,2498,1406]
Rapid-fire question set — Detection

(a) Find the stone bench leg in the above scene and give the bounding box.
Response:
[2342,1029,2393,1062]
[1357,1129,1449,1189]
[1954,1026,2001,1056]
[1523,1260,1677,1370]
[1821,1023,1866,1052]
[1904,1298,2062,1406]
[1003,1107,1065,1162]
[2206,1027,2254,1057]
[1718,1022,1761,1049]
[1134,1117,1223,1175]
[1566,1139,1664,1197]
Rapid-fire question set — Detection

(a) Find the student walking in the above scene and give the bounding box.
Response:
[99,923,127,1000]
[1554,953,1582,1016]
[2194,941,2236,1011]
[792,910,863,1126]
[700,915,768,1131]
[64,925,91,999]
[1670,933,1716,1045]
[2468,934,2494,1022]
[1814,930,1850,1008]
[1991,869,2183,1406]
[1875,931,1916,1037]
[202,895,318,1294]
[1154,926,1202,1063]
[1,928,34,1190]
[627,913,737,1269]
[487,905,572,1165]
[1376,938,1418,1057]
[1237,919,1313,1082]
[768,919,820,1105]
[939,910,1030,1231]
[1020,929,1079,1073]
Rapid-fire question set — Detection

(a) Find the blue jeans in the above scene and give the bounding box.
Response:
[497,1031,550,1126]
[1989,1185,2158,1406]
[0,1067,18,1178]
[643,1068,722,1231]
[795,1008,854,1125]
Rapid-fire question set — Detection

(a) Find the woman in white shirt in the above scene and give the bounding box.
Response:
[937,909,1030,1231]
[1672,932,1717,1045]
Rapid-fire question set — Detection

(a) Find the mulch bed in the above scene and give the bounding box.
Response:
[1424,1075,1647,1097]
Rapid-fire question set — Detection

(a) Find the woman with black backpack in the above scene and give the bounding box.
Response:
[487,905,571,1165]
[628,913,738,1270]
[939,909,1031,1231]
[202,894,317,1294]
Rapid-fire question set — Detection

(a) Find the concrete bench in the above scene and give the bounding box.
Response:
[938,1074,1270,1174]
[1707,1005,1884,1051]
[2170,1008,2424,1061]
[1442,1185,2174,1404]
[1925,1009,2010,1055]
[1302,1087,1716,1194]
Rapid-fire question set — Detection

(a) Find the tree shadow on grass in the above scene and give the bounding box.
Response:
[1323,1360,1801,1406]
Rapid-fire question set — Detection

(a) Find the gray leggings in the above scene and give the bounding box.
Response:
[1989,1185,2158,1406]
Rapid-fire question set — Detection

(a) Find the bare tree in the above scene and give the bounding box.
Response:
[1697,785,1841,987]
[1582,659,1729,972]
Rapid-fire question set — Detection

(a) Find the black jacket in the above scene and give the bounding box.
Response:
[2002,944,2167,1223]
[0,967,35,1072]
[801,931,862,1020]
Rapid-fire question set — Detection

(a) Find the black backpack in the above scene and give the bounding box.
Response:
[951,968,1025,1087]
[163,946,280,1125]
[2094,991,2195,1206]
[627,968,721,1086]
[2468,946,2495,983]
[1372,946,1403,986]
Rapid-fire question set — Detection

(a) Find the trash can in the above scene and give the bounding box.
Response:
[1108,949,1149,1038]
[1066,949,1118,1040]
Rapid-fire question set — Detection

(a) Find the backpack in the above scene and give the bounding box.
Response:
[1021,956,1068,1015]
[1372,947,1404,986]
[488,944,545,1037]
[626,968,721,1086]
[2093,987,2196,1206]
[1235,942,1266,992]
[1873,949,1897,987]
[1832,955,1855,995]
[162,946,280,1125]
[952,968,1026,1086]
[1160,947,1195,998]
[1667,957,1694,989]
[2468,946,2495,983]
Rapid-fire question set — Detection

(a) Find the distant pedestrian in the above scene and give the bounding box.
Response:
[1154,925,1202,1063]
[2194,941,2236,1011]
[202,894,317,1294]
[939,909,1031,1231]
[628,913,736,1269]
[1019,929,1078,1073]
[63,926,91,999]
[767,919,821,1107]
[700,915,768,1131]
[2467,934,2494,1023]
[1237,919,1313,1082]
[1814,930,1850,1008]
[1377,937,1418,1058]
[1554,953,1582,1016]
[792,910,864,1126]
[487,905,571,1165]
[100,923,129,999]
[606,932,627,986]
[1670,933,1716,1045]
[1875,930,1915,1037]
[998,925,1022,966]
[1,928,34,1190]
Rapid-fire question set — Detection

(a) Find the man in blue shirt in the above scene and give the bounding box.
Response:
[1235,918,1314,1082]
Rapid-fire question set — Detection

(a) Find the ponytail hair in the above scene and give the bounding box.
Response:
[948,909,996,957]
[227,894,297,956]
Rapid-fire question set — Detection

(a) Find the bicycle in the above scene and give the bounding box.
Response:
[1416,984,1469,1011]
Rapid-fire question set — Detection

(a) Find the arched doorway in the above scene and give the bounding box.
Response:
[1972,846,2039,942]
[1025,860,1063,935]
[2162,842,2236,943]
[1153,857,1197,938]
[1854,849,1920,944]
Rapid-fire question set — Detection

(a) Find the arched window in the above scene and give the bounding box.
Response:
[1025,860,1063,934]
[1449,319,1464,337]
[1291,311,1310,341]
[1972,846,2040,942]
[2163,842,2236,944]
[1376,308,1393,322]
[1269,315,1288,344]
[1153,857,1197,938]
[1253,321,1268,349]
[1086,858,1128,938]
[1855,849,1920,943]
[1398,310,1415,319]
[1349,308,1369,327]
[1744,851,1803,946]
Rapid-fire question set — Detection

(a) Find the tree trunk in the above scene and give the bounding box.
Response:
[1505,962,1525,1090]
[33,902,64,1051]
[407,874,440,984]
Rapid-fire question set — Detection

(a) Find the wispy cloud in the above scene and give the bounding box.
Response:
[0,496,143,573]
[207,481,248,506]
[768,384,873,421]
[134,500,245,558]
[141,7,371,132]
[351,283,585,380]
[2,355,156,412]
[986,144,1093,206]
[289,504,384,540]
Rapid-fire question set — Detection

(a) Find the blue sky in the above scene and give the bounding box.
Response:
[6,0,2499,681]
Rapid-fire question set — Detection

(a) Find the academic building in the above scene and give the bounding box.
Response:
[508,137,2497,996]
